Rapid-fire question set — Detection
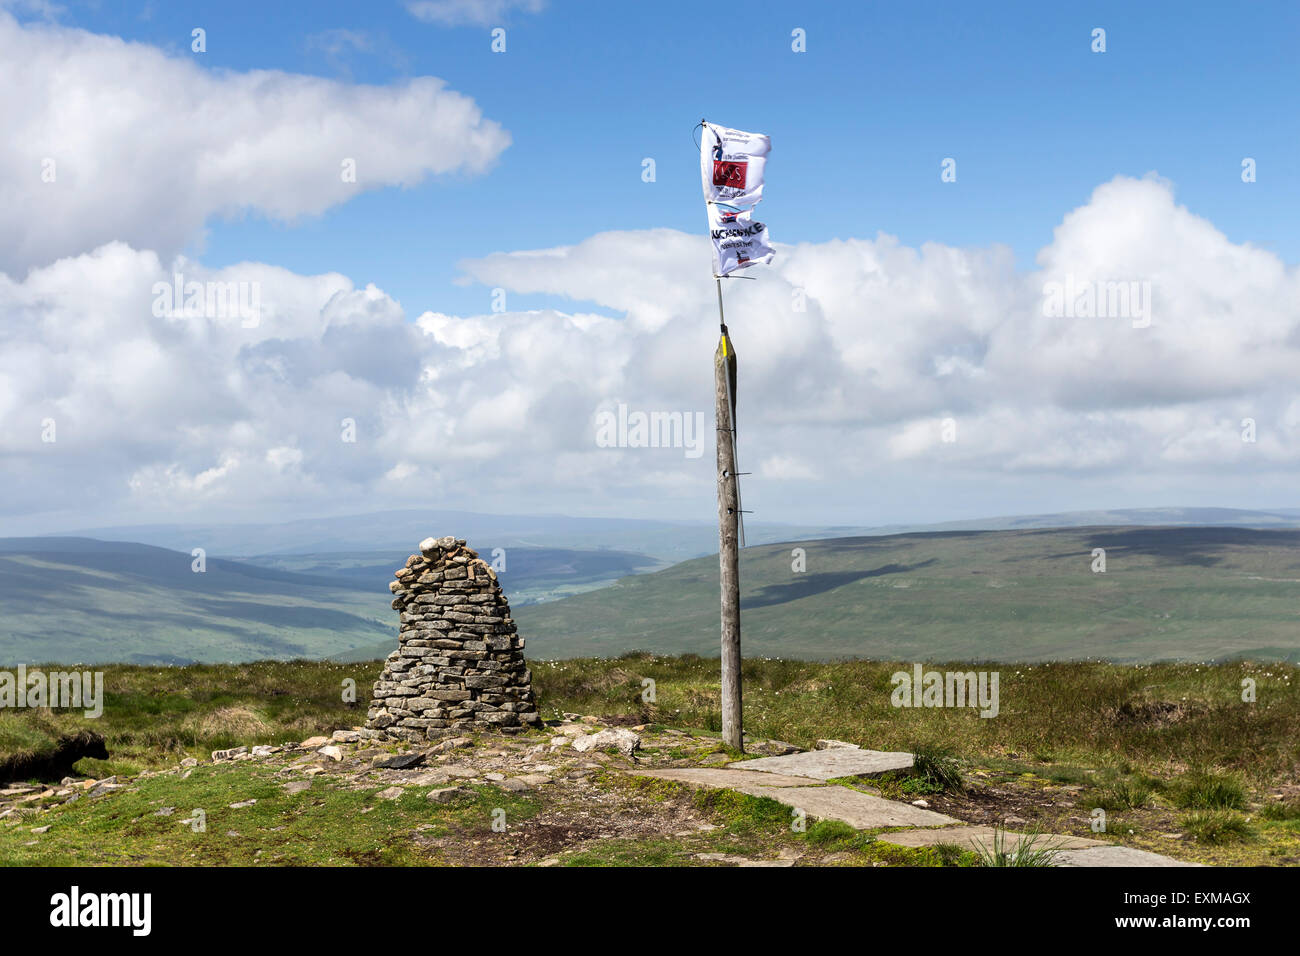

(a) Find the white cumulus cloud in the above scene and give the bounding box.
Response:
[3,176,1299,532]
[0,12,510,275]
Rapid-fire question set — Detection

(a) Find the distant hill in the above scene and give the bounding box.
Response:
[237,547,660,606]
[512,526,1300,663]
[0,537,389,665]
[0,539,653,665]
[11,516,1300,666]
[56,510,735,563]
[53,506,1300,564]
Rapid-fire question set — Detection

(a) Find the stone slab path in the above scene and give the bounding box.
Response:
[879,825,1107,853]
[634,767,823,790]
[635,745,1199,867]
[1056,846,1201,867]
[729,749,913,780]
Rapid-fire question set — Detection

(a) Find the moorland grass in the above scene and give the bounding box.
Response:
[3,656,1296,798]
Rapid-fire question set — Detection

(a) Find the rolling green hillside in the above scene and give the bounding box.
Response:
[513,526,1300,662]
[0,538,391,665]
[0,539,660,665]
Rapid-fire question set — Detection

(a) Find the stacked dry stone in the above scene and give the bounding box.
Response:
[366,536,540,739]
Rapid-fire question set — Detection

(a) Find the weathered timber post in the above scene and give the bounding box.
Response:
[714,308,743,751]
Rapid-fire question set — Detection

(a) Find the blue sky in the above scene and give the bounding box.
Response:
[44,0,1300,317]
[4,1,1300,531]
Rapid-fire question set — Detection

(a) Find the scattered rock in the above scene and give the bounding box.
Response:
[228,799,257,809]
[429,736,473,754]
[300,736,330,749]
[426,787,464,804]
[815,739,860,750]
[407,771,452,787]
[283,781,311,795]
[439,765,480,780]
[318,746,343,762]
[211,747,249,761]
[764,740,802,755]
[572,728,641,755]
[371,752,425,770]
[375,786,405,801]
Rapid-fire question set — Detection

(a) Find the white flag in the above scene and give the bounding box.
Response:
[701,122,770,207]
[709,205,774,277]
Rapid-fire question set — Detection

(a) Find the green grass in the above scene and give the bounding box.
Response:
[1080,776,1154,812]
[0,762,544,865]
[4,655,1298,866]
[0,660,374,777]
[5,657,1297,788]
[533,656,1300,783]
[907,741,966,793]
[1259,800,1300,821]
[1173,771,1248,810]
[1181,811,1256,845]
[975,827,1068,867]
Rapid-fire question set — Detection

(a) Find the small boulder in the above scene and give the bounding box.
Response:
[572,728,640,755]
[371,752,425,770]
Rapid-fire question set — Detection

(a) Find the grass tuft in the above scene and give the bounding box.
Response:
[1182,811,1255,845]
[1174,771,1247,811]
[974,827,1065,867]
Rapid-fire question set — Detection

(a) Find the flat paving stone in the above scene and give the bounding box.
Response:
[1056,845,1201,867]
[636,768,819,789]
[879,825,1107,854]
[747,786,958,828]
[729,749,913,781]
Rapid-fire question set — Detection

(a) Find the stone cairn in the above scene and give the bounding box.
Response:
[366,536,540,740]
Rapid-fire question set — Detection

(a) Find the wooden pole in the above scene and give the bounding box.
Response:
[714,281,743,751]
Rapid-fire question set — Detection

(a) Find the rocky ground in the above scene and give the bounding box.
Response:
[1,717,837,866]
[1,716,1291,866]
